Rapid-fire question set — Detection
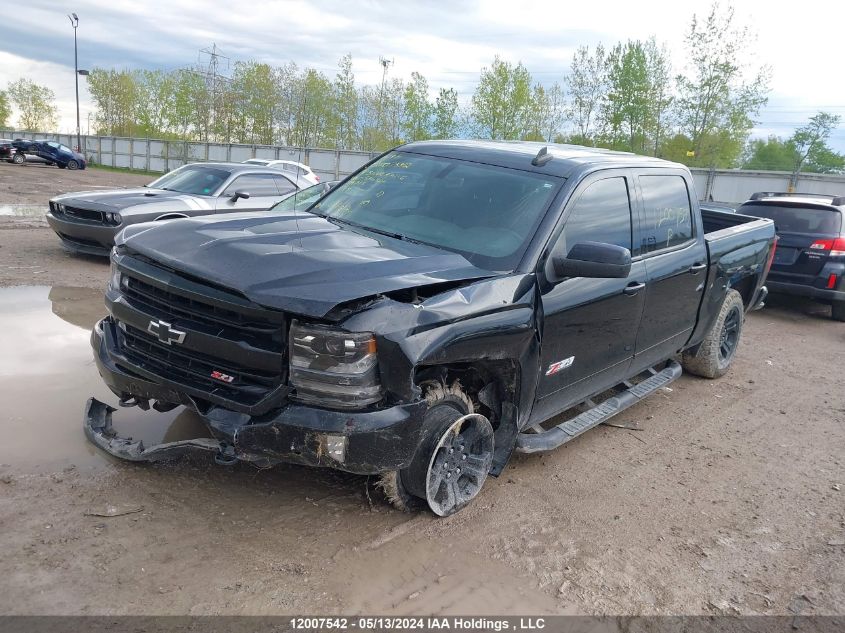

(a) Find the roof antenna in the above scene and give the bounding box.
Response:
[532,146,553,167]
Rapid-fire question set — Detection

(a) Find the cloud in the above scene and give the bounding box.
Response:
[2,0,844,150]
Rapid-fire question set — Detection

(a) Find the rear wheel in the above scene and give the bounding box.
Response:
[66,160,79,170]
[832,301,845,322]
[379,384,494,516]
[12,153,24,165]
[682,289,745,379]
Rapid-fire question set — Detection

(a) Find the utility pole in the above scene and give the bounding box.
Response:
[68,13,80,151]
[376,56,393,145]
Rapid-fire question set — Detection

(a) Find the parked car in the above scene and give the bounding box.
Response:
[242,158,320,185]
[84,141,776,516]
[699,201,736,213]
[269,180,338,212]
[6,139,85,169]
[0,138,14,160]
[46,162,305,255]
[738,192,844,320]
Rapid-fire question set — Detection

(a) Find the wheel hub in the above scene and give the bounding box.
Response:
[425,413,494,516]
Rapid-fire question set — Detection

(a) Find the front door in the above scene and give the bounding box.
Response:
[633,172,708,368]
[532,172,647,424]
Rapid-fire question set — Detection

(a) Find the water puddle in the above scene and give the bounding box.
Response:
[0,286,209,473]
[0,204,46,217]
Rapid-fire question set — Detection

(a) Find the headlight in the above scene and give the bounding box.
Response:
[106,212,122,225]
[109,252,122,291]
[289,320,381,409]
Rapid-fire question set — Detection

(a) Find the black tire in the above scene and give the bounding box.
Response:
[66,160,79,170]
[832,301,845,322]
[12,153,24,165]
[379,383,494,516]
[57,164,66,169]
[682,289,745,379]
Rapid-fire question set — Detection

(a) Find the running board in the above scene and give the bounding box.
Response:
[516,361,682,454]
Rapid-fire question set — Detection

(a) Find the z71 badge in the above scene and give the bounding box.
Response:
[546,356,574,376]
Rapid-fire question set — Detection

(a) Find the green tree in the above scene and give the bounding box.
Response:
[401,72,432,142]
[333,54,358,149]
[675,2,770,167]
[432,87,460,139]
[790,112,843,174]
[742,136,796,171]
[6,78,58,131]
[87,69,140,136]
[565,45,606,144]
[471,56,533,139]
[0,90,11,128]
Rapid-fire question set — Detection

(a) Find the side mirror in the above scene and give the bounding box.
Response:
[552,241,632,279]
[231,190,250,201]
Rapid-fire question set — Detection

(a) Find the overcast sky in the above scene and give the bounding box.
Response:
[3,0,845,150]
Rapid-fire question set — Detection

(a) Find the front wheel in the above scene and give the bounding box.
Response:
[682,289,745,378]
[12,153,25,165]
[379,387,494,516]
[66,160,79,170]
[832,301,845,322]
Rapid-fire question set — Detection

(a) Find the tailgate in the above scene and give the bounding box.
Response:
[770,231,836,280]
[739,202,843,281]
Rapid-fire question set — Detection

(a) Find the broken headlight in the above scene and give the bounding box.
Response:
[289,320,382,409]
[109,252,122,291]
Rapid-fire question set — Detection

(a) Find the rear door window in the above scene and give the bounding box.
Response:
[740,204,842,234]
[638,175,694,253]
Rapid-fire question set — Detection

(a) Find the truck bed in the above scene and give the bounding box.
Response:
[689,207,776,347]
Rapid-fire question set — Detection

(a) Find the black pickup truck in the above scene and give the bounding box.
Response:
[85,141,776,516]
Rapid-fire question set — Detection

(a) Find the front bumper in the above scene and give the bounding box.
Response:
[46,211,117,256]
[89,317,427,474]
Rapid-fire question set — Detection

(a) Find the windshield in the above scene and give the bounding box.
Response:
[271,182,327,212]
[148,165,232,196]
[312,151,561,270]
[742,203,842,234]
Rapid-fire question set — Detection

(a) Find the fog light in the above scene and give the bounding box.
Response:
[324,435,347,463]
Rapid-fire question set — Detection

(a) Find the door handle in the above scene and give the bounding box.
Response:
[623,282,646,295]
[689,262,707,273]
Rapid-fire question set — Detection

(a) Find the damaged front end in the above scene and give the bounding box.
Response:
[84,397,239,464]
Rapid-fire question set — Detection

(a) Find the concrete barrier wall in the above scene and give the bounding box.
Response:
[21,132,379,182]
[18,133,845,202]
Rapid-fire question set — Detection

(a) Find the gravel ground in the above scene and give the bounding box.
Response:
[0,163,843,616]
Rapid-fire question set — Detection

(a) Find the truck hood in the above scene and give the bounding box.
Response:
[53,188,212,213]
[117,211,495,318]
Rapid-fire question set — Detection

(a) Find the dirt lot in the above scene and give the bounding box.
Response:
[0,162,843,616]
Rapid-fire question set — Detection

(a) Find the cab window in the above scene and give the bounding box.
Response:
[638,175,694,253]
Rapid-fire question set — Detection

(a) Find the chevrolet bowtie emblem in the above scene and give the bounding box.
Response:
[147,319,186,345]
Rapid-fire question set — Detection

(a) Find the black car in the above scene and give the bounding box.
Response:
[5,138,86,169]
[84,141,776,516]
[739,192,845,321]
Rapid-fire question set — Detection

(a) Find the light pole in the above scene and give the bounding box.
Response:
[68,13,81,152]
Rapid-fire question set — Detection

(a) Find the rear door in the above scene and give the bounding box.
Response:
[633,171,708,367]
[532,170,647,422]
[216,173,289,213]
[739,203,843,284]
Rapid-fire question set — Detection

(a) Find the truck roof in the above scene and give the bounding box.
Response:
[400,140,684,178]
